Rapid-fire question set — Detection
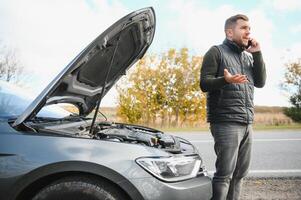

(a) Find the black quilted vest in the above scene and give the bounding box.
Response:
[207,39,254,124]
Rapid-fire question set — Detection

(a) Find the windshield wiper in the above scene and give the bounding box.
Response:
[62,113,89,121]
[6,116,18,123]
[97,110,107,121]
[30,116,61,122]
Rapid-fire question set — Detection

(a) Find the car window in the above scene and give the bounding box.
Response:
[0,81,71,119]
[38,104,74,118]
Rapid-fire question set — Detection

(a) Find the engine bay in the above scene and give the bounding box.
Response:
[26,119,196,154]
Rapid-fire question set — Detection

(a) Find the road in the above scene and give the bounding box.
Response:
[170,130,301,177]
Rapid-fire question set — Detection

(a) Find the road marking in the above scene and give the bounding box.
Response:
[249,169,301,174]
[191,138,301,143]
[191,140,213,143]
[207,169,301,174]
[253,138,301,142]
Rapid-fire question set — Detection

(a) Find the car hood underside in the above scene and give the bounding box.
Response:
[13,8,155,127]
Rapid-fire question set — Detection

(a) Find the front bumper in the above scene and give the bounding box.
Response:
[129,175,212,200]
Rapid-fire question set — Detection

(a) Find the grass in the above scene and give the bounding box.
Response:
[159,123,301,132]
[160,126,209,132]
[252,123,301,130]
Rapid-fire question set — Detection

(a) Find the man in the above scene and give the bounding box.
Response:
[200,14,266,200]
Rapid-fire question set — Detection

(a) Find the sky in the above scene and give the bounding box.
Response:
[0,0,301,107]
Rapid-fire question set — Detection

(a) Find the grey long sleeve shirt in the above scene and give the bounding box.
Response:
[200,46,266,92]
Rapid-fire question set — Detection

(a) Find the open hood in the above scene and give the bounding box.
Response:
[13,7,155,127]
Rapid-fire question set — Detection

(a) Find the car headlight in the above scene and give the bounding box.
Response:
[136,155,201,182]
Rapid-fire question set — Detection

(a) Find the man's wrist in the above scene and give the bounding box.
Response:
[251,51,262,55]
[223,76,230,84]
[252,51,263,61]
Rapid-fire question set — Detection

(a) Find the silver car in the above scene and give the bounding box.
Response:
[0,7,212,200]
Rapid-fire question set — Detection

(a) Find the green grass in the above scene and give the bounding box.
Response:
[159,123,301,132]
[160,127,209,132]
[252,123,301,130]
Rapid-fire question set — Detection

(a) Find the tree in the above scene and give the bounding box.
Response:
[282,59,301,122]
[116,48,206,127]
[0,43,23,83]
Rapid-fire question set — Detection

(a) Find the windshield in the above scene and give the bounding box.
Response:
[0,81,71,119]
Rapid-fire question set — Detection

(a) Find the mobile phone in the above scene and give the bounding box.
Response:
[247,39,252,48]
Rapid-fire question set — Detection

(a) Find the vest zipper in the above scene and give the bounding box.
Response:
[239,54,249,123]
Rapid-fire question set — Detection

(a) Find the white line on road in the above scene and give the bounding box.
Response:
[253,138,301,142]
[207,169,301,174]
[191,140,213,143]
[191,138,301,143]
[249,169,301,174]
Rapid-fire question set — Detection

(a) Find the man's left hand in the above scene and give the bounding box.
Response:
[246,38,261,53]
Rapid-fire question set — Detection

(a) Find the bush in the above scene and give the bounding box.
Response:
[284,107,301,122]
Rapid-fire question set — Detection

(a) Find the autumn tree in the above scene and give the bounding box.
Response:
[116,48,206,127]
[282,58,301,122]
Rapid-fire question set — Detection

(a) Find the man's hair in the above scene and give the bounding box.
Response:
[224,14,249,31]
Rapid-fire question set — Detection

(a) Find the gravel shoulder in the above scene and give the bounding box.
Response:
[241,177,301,200]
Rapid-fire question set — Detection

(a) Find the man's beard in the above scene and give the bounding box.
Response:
[233,38,247,48]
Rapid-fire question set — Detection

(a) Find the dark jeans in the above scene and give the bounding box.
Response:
[210,122,252,200]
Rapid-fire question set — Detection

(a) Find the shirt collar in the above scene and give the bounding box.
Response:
[223,38,245,54]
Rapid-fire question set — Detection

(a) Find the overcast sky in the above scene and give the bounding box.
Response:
[1,0,301,106]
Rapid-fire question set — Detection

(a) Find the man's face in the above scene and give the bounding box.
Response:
[228,19,251,47]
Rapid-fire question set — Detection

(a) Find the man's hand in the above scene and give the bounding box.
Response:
[224,69,248,84]
[246,38,261,53]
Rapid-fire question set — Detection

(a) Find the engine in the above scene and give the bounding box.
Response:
[28,119,196,154]
[94,122,192,153]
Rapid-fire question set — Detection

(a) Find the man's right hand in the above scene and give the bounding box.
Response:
[224,69,248,84]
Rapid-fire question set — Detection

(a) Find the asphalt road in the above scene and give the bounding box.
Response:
[170,129,301,177]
